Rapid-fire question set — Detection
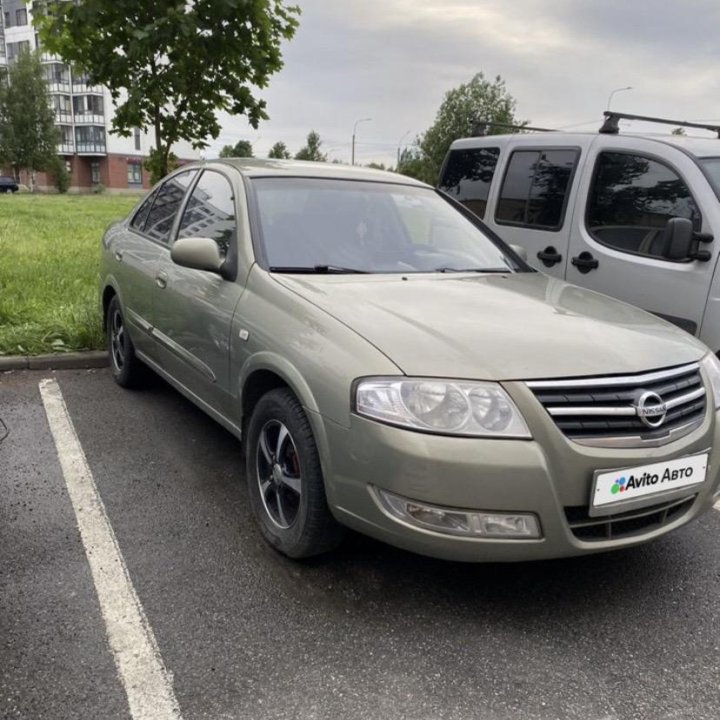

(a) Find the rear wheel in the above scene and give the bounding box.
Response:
[107,296,144,388]
[246,388,344,558]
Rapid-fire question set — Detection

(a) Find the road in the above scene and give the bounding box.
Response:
[1,368,720,720]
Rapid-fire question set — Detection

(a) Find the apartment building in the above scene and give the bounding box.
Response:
[0,1,199,192]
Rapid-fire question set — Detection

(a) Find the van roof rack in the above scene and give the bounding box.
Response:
[600,111,720,138]
[472,121,554,136]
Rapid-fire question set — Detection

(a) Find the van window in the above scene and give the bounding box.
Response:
[439,147,500,218]
[495,149,579,230]
[587,152,700,259]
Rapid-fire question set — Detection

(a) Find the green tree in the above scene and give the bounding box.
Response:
[366,162,387,170]
[268,141,291,159]
[671,127,686,136]
[0,50,60,190]
[398,72,524,184]
[219,140,254,158]
[33,1,300,181]
[295,131,327,162]
[396,145,435,184]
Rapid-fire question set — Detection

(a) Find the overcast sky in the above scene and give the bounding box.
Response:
[207,0,720,166]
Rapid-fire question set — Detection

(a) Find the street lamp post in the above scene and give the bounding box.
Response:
[607,86,632,111]
[351,118,372,165]
[396,129,411,166]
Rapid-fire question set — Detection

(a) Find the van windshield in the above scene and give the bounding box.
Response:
[252,178,523,274]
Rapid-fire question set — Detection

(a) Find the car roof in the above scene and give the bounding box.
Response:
[185,158,430,187]
[449,131,720,159]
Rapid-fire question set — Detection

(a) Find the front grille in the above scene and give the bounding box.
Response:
[565,495,696,541]
[526,363,706,447]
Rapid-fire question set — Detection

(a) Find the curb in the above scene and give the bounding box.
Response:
[0,351,109,372]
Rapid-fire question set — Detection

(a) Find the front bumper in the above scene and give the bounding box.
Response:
[314,386,720,562]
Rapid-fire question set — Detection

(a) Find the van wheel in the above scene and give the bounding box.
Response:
[246,388,344,558]
[107,296,144,388]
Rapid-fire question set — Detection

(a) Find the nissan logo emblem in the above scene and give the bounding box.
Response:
[634,391,668,428]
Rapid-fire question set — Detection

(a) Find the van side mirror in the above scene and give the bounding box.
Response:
[660,218,713,262]
[171,237,224,274]
[660,218,694,260]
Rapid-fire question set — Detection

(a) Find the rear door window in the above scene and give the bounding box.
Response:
[438,147,500,218]
[495,149,579,230]
[130,190,157,231]
[143,170,198,243]
[587,151,701,258]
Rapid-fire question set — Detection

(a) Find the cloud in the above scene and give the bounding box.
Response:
[211,0,720,166]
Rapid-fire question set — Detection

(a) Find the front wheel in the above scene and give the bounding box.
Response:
[107,296,144,388]
[246,388,344,558]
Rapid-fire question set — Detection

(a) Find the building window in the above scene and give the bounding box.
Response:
[127,162,143,187]
[91,162,101,185]
[134,128,141,151]
[16,8,28,26]
[4,12,11,28]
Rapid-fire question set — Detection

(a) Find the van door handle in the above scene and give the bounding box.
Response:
[537,246,563,267]
[571,252,599,274]
[155,271,168,289]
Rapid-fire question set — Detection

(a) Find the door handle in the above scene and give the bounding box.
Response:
[113,250,124,262]
[155,271,168,289]
[537,246,563,267]
[571,251,599,274]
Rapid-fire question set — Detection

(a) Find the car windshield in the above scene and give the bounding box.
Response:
[251,178,520,273]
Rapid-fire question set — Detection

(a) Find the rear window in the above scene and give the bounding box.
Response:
[438,147,500,218]
[495,149,579,230]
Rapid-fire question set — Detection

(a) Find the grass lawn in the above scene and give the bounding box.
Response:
[0,194,141,356]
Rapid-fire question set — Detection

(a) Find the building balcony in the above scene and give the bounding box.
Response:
[54,111,73,124]
[57,143,75,155]
[40,53,62,64]
[72,82,104,95]
[75,142,107,156]
[73,112,105,126]
[48,82,71,93]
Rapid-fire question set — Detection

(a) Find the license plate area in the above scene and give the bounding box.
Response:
[589,452,708,518]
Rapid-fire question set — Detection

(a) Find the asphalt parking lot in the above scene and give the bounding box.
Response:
[2,368,720,720]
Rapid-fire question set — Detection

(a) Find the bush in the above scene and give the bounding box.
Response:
[50,156,70,194]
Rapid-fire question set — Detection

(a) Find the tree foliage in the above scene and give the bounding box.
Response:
[0,50,60,188]
[268,141,291,159]
[295,131,327,162]
[219,140,254,158]
[397,72,524,184]
[33,0,300,179]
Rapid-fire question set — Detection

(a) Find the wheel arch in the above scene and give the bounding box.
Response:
[238,354,335,496]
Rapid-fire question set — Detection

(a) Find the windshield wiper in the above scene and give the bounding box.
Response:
[269,265,369,274]
[434,267,512,273]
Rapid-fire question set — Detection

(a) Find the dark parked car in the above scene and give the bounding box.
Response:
[0,176,19,193]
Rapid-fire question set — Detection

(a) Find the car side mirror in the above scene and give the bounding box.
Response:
[660,217,694,260]
[510,244,528,262]
[171,237,224,274]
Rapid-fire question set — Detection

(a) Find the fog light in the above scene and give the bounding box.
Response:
[376,489,541,539]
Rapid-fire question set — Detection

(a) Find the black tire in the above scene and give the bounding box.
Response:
[107,296,144,388]
[246,388,345,558]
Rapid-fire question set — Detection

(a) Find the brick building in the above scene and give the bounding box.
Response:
[0,1,200,192]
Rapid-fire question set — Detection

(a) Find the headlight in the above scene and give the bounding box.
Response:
[354,377,531,438]
[701,353,720,410]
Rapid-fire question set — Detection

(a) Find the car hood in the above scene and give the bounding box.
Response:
[272,272,708,380]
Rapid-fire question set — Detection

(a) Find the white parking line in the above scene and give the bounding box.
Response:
[39,378,182,720]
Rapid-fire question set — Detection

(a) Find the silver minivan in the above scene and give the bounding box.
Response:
[439,113,720,353]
